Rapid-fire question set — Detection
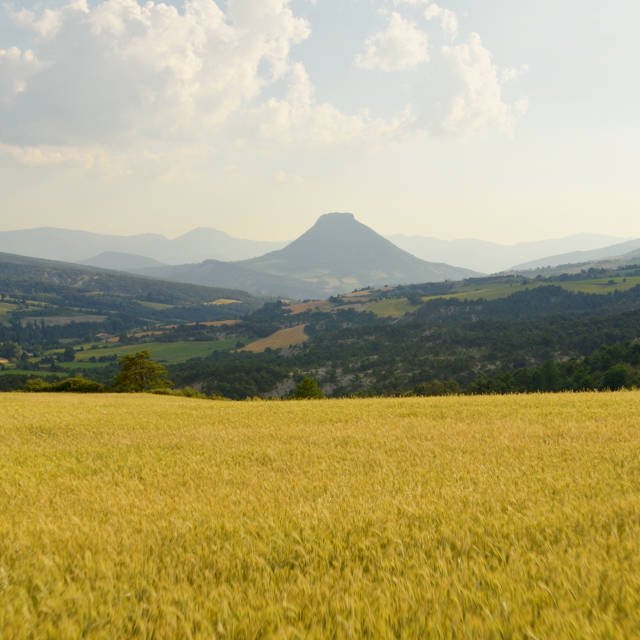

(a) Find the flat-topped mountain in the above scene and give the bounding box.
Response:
[143,213,478,298]
[240,213,476,291]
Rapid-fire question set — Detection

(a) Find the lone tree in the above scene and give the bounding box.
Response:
[291,376,324,399]
[113,350,172,392]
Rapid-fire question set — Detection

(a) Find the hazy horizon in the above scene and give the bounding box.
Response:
[1,1,639,243]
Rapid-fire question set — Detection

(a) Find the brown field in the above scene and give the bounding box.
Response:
[286,300,333,314]
[207,299,241,306]
[241,324,308,353]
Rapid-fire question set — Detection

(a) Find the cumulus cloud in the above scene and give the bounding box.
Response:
[249,62,403,145]
[1,0,311,145]
[394,0,458,39]
[441,34,528,136]
[0,0,355,167]
[0,0,529,168]
[0,46,40,104]
[423,3,458,40]
[360,1,528,137]
[355,12,429,71]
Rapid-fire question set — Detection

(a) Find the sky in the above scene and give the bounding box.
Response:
[0,0,638,243]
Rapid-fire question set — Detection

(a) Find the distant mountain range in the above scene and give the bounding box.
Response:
[2,217,640,298]
[389,233,631,274]
[0,227,286,264]
[1,224,631,275]
[139,213,478,298]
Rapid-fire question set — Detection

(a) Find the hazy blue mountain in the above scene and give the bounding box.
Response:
[81,252,166,270]
[166,228,286,263]
[388,233,630,274]
[512,239,640,271]
[0,227,286,264]
[0,228,166,264]
[2,225,628,276]
[239,213,477,294]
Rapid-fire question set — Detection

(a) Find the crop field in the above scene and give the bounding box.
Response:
[1,392,640,638]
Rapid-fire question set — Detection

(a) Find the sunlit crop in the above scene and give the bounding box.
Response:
[1,392,640,638]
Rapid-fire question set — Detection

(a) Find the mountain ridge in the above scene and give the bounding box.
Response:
[0,226,286,264]
[2,223,633,275]
[513,239,640,271]
[389,232,632,273]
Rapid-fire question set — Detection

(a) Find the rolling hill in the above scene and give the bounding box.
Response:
[0,252,262,327]
[140,259,319,299]
[81,252,166,270]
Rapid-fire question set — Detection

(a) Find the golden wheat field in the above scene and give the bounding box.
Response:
[1,392,640,639]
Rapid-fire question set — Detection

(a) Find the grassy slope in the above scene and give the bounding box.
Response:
[1,392,639,638]
[364,297,420,317]
[427,276,640,302]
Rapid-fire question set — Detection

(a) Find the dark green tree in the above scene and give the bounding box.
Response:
[113,350,172,392]
[291,376,324,399]
[602,364,630,391]
[0,341,22,360]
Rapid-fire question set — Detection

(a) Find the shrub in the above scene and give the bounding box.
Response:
[24,376,104,393]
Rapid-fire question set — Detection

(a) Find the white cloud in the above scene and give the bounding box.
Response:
[355,12,429,72]
[438,33,525,136]
[501,64,529,84]
[371,2,527,137]
[423,3,458,39]
[394,0,458,39]
[0,0,331,166]
[0,47,40,103]
[0,0,529,169]
[0,142,98,168]
[249,63,402,145]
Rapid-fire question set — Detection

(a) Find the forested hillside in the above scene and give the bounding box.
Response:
[3,262,640,398]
